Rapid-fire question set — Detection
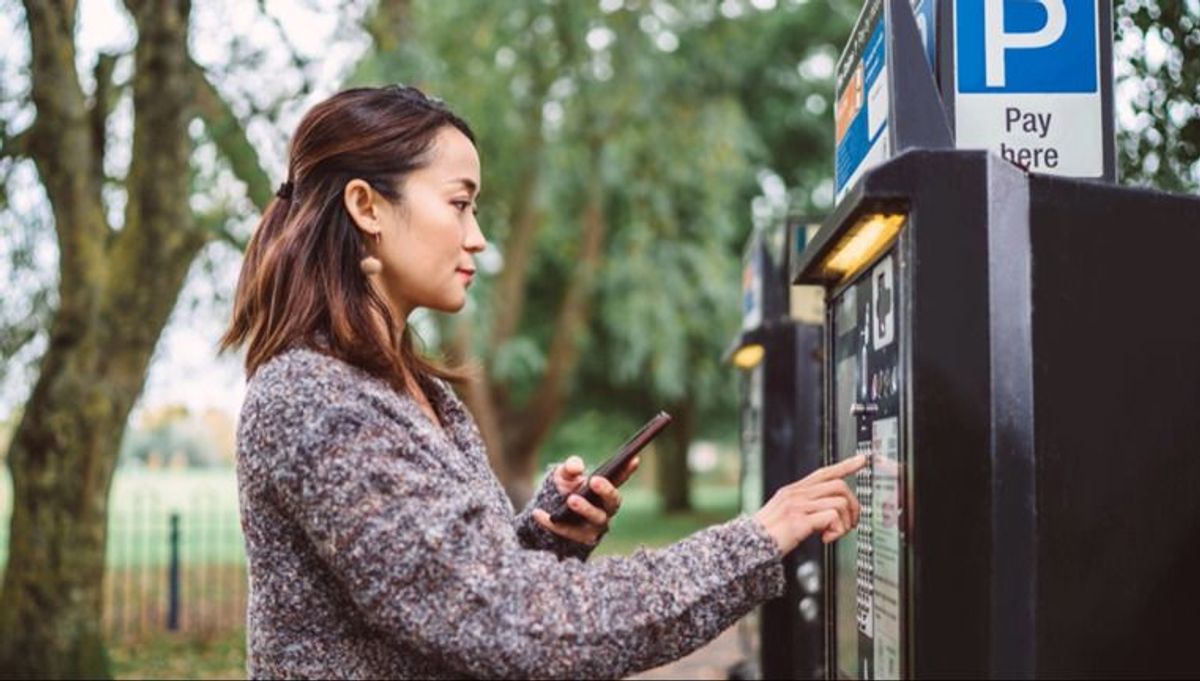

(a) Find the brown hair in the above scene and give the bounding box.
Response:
[220,85,474,392]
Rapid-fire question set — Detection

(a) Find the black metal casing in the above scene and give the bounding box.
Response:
[728,229,825,680]
[794,148,1200,678]
[736,320,824,680]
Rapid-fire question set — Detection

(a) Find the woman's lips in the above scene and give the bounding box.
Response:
[456,268,475,284]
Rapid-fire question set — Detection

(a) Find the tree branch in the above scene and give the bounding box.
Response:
[362,0,411,54]
[88,52,121,188]
[118,0,195,245]
[188,59,274,212]
[487,121,546,354]
[195,208,249,252]
[506,143,608,461]
[487,28,554,358]
[20,0,109,335]
[253,0,315,102]
[0,126,33,161]
[105,0,211,354]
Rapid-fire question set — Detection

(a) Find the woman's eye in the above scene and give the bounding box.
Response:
[452,200,473,212]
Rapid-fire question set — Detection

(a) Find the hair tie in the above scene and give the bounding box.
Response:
[276,181,294,200]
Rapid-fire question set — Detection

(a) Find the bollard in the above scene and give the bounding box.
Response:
[167,512,180,631]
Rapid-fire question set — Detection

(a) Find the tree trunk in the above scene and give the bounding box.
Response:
[497,141,608,508]
[444,316,508,478]
[657,399,694,513]
[0,1,203,676]
[0,258,205,681]
[0,327,169,678]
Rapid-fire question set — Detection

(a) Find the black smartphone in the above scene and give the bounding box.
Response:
[548,411,673,526]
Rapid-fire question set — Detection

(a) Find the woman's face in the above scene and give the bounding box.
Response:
[345,126,485,319]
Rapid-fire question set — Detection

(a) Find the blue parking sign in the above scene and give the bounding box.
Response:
[951,0,1112,178]
[957,0,1098,93]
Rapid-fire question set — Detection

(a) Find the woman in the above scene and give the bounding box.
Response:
[222,85,865,679]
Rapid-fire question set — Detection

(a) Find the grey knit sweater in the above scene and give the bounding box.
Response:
[236,346,785,679]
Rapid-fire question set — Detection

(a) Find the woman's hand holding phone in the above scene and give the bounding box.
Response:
[532,454,640,545]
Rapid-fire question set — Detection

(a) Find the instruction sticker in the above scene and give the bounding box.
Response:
[872,416,902,680]
[872,255,895,350]
[835,0,888,204]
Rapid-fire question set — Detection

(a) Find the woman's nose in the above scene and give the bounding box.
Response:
[464,217,486,253]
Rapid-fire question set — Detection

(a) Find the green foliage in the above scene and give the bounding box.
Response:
[592,484,740,556]
[668,0,860,209]
[347,0,860,458]
[1116,0,1200,190]
[538,408,643,471]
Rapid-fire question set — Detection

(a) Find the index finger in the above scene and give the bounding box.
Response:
[803,454,867,484]
[609,456,640,486]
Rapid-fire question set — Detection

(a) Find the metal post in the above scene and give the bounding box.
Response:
[167,512,180,631]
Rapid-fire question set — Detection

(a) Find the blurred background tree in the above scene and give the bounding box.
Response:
[0,0,1197,677]
[0,1,215,674]
[0,0,344,674]
[117,404,236,470]
[349,0,857,507]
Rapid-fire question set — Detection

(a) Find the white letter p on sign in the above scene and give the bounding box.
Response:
[984,0,1067,87]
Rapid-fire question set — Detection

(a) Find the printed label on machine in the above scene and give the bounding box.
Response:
[872,417,902,680]
[739,366,764,511]
[741,246,763,330]
[835,0,938,205]
[835,0,888,205]
[872,256,895,350]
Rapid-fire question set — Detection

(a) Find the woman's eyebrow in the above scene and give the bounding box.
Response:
[446,177,480,197]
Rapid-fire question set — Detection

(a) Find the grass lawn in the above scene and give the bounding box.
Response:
[110,628,246,681]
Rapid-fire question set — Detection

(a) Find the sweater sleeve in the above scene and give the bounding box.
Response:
[513,469,595,562]
[267,400,784,680]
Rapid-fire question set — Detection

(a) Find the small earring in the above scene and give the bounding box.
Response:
[360,256,382,276]
[360,232,382,275]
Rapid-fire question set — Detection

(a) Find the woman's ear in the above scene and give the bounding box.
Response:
[343,179,382,238]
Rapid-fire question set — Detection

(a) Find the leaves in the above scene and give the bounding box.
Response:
[343,1,861,472]
[1117,0,1200,190]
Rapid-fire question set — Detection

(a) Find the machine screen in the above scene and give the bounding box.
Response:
[831,250,904,680]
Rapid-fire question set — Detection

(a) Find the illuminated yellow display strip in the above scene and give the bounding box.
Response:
[732,343,765,370]
[818,212,907,283]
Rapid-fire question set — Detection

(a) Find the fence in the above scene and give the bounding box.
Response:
[104,491,246,642]
[0,470,247,644]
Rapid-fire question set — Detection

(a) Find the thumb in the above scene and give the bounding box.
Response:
[564,455,585,476]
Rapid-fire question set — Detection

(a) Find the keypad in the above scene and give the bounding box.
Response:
[854,443,875,636]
